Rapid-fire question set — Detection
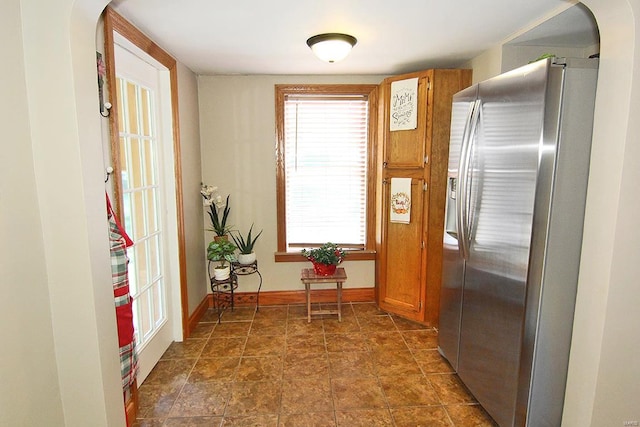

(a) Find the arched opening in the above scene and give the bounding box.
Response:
[562,1,640,425]
[49,0,639,424]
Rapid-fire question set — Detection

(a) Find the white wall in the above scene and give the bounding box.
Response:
[198,75,386,293]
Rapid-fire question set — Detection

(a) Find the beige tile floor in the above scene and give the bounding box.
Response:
[133,302,497,426]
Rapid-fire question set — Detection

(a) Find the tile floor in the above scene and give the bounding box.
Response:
[133,302,497,426]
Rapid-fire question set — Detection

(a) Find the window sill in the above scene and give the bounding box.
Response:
[274,250,376,263]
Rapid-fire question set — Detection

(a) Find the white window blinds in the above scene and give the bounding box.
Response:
[284,94,369,249]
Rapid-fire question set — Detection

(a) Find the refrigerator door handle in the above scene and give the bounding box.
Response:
[457,99,481,260]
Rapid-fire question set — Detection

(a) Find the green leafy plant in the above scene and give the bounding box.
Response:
[231,224,263,255]
[207,239,237,268]
[209,194,231,236]
[301,242,347,265]
[201,184,232,236]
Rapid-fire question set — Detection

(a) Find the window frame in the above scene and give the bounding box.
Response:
[274,84,378,262]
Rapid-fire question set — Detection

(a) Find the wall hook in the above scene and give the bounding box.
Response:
[105,166,114,183]
[100,101,112,118]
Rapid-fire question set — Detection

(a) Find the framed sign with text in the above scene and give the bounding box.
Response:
[390,77,418,131]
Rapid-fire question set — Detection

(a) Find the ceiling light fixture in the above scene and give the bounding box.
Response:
[306,33,357,63]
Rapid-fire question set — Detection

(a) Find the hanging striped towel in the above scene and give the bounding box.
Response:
[108,213,138,391]
[390,178,412,224]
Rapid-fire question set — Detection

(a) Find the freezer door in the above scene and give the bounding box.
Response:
[517,59,598,427]
[456,60,550,427]
[438,84,477,370]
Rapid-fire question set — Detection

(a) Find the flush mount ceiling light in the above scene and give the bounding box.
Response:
[306,33,357,63]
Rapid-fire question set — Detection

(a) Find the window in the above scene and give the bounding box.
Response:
[275,84,378,260]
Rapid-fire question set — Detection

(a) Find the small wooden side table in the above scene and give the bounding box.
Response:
[300,267,347,322]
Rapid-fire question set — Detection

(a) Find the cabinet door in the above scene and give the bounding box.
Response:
[383,73,429,169]
[378,178,425,319]
[376,69,472,325]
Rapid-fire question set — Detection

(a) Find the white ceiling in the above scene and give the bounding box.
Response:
[109,0,598,76]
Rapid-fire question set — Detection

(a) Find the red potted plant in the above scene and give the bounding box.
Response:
[301,242,347,276]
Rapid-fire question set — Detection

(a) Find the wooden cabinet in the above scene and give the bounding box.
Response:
[376,69,472,326]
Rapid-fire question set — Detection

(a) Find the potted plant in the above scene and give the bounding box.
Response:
[231,224,263,265]
[207,239,237,280]
[301,242,347,276]
[201,183,232,239]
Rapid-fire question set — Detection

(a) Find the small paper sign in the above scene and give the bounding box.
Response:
[390,178,412,224]
[390,77,418,131]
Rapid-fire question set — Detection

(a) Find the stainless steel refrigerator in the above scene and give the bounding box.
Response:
[438,57,598,427]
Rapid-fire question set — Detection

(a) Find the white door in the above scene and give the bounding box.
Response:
[114,39,181,383]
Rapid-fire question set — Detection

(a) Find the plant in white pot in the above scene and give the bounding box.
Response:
[207,239,237,280]
[231,224,263,265]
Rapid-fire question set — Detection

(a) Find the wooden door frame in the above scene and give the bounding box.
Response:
[103,7,189,421]
[104,6,188,337]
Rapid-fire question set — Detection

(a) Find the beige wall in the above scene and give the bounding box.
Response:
[0,1,66,425]
[463,41,599,84]
[3,0,639,424]
[12,0,126,425]
[500,45,597,73]
[566,0,640,423]
[462,44,503,84]
[176,62,208,315]
[197,75,386,293]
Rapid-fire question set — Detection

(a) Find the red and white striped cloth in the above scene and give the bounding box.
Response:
[107,194,138,390]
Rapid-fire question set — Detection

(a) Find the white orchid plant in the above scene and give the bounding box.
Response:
[201,183,232,236]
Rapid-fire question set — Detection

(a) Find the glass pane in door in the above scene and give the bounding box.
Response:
[117,75,167,350]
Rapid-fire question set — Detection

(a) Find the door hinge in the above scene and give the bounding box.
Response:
[418,300,422,309]
[424,155,429,165]
[423,183,428,192]
[421,241,425,249]
[427,79,431,90]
